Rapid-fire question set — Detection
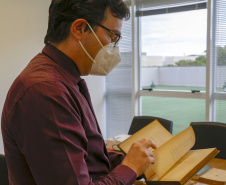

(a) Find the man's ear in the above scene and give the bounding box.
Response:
[70,19,88,40]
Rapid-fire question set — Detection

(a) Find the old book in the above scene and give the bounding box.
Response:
[118,120,218,185]
[190,165,212,180]
[198,168,226,185]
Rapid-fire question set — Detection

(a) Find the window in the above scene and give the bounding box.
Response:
[105,1,133,138]
[105,0,226,138]
[208,0,226,122]
[141,10,207,92]
[136,0,208,135]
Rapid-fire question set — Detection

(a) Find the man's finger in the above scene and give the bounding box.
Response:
[143,139,157,149]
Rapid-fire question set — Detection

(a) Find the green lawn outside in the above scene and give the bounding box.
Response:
[141,86,226,135]
[142,96,206,135]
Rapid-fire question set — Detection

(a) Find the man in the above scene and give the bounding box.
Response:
[1,0,156,184]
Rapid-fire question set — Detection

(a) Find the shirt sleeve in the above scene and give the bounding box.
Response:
[10,81,137,185]
[108,151,125,170]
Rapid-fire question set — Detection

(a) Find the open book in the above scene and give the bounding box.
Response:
[118,120,218,185]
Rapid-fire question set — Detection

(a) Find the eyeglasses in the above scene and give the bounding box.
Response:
[96,23,122,47]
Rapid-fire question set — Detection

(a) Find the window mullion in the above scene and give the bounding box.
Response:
[140,90,206,99]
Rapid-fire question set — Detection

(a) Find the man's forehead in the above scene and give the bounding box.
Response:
[101,10,122,34]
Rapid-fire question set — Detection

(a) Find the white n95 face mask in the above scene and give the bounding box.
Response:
[78,23,121,76]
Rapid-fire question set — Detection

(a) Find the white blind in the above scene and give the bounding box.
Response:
[136,0,206,16]
[137,0,206,8]
[105,3,133,138]
[209,0,226,122]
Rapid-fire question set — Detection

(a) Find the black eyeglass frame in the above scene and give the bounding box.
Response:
[96,23,122,47]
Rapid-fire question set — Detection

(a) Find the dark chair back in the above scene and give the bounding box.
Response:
[0,154,9,185]
[128,116,173,135]
[190,121,226,159]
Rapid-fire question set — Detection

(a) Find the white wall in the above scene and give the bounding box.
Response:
[0,0,105,154]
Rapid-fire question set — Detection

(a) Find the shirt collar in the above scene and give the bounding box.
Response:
[42,44,81,85]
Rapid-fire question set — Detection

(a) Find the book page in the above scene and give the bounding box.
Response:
[118,120,173,154]
[145,126,195,180]
[160,148,218,184]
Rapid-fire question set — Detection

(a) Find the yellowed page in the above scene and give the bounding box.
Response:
[145,126,195,180]
[160,148,218,184]
[119,120,173,153]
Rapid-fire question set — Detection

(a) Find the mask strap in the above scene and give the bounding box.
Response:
[87,23,104,48]
[78,41,96,64]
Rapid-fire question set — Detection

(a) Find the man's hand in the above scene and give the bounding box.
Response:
[121,138,157,177]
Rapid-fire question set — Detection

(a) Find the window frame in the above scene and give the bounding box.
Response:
[132,0,226,122]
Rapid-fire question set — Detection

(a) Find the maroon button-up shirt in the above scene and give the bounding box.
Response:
[1,44,136,185]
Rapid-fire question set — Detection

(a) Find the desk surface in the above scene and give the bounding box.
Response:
[133,158,226,185]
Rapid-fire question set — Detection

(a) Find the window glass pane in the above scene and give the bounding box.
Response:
[216,100,226,122]
[141,9,207,91]
[105,10,133,138]
[209,0,226,122]
[142,96,205,135]
[106,68,132,138]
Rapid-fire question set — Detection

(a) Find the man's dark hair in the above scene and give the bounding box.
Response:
[44,0,130,44]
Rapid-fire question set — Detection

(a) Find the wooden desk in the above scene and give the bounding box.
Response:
[133,158,226,185]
